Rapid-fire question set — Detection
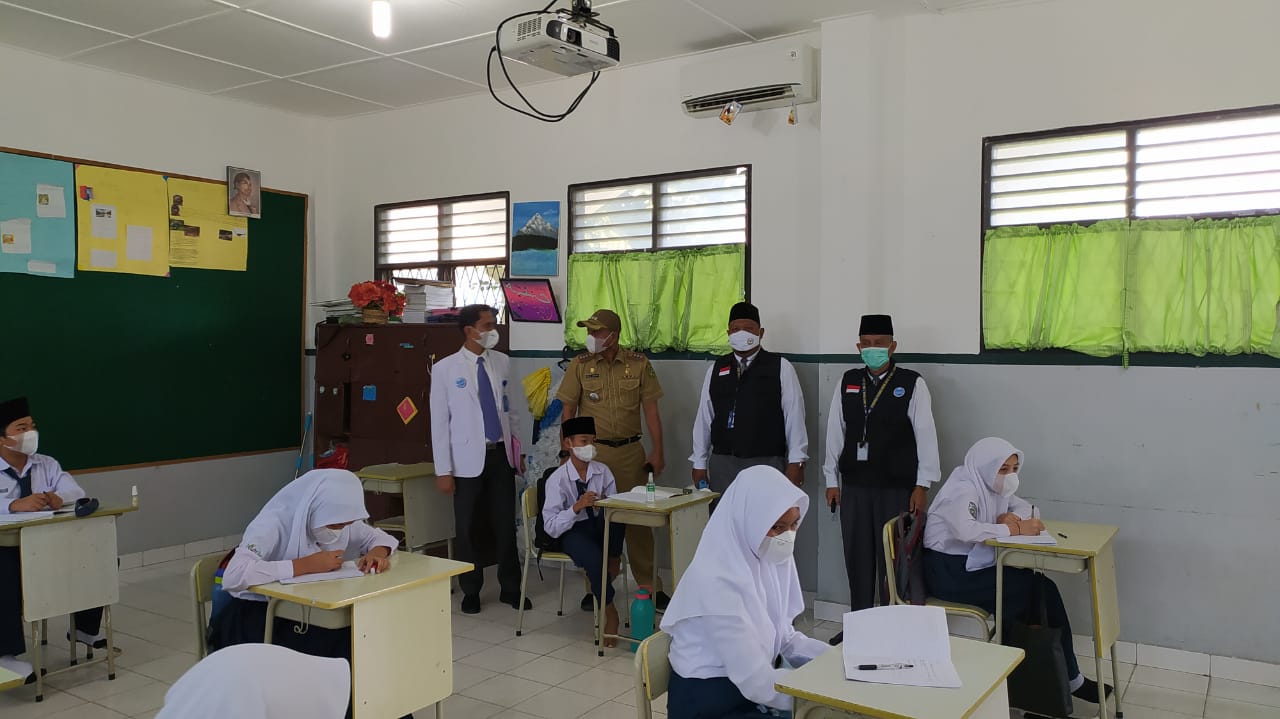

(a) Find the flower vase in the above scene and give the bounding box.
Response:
[361,307,389,325]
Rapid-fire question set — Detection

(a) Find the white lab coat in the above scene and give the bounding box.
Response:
[923,437,1033,571]
[429,347,517,478]
[660,466,829,712]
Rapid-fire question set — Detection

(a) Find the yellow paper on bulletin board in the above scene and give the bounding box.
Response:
[75,165,169,277]
[167,178,248,271]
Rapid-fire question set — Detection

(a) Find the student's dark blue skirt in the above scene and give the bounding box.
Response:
[668,671,774,719]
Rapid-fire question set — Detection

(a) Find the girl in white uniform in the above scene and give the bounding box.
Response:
[661,466,829,719]
[157,643,350,719]
[208,469,396,659]
[923,437,1112,708]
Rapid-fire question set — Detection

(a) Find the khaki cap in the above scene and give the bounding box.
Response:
[577,309,621,333]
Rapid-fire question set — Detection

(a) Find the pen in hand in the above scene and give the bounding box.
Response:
[857,663,914,670]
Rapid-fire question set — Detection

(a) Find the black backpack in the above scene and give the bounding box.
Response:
[533,466,562,554]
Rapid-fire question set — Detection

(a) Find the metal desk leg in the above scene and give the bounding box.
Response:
[264,598,280,644]
[104,605,117,680]
[993,549,1006,645]
[31,618,44,702]
[598,513,610,656]
[1112,643,1124,718]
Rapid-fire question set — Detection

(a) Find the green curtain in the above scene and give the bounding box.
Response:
[564,244,744,352]
[983,216,1280,358]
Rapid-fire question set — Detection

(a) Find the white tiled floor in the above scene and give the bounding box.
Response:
[1,555,1278,719]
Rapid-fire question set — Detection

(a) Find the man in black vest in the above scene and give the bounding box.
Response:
[690,302,807,510]
[823,314,939,644]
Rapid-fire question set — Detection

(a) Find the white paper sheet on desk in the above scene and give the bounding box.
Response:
[610,487,679,503]
[996,531,1057,545]
[0,511,55,524]
[842,605,962,688]
[279,561,365,585]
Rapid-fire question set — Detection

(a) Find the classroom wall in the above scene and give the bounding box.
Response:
[0,43,325,548]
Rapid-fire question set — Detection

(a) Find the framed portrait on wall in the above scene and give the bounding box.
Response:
[226,166,262,219]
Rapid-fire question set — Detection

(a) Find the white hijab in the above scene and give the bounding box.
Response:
[660,466,809,661]
[935,437,1023,571]
[240,469,369,561]
[157,644,349,719]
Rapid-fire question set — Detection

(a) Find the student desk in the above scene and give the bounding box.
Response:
[356,462,453,554]
[775,637,1024,719]
[0,666,24,692]
[253,552,471,719]
[987,520,1123,719]
[594,489,717,655]
[0,505,135,702]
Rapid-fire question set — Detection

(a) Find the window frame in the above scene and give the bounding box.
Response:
[566,164,752,298]
[373,190,511,317]
[978,103,1280,361]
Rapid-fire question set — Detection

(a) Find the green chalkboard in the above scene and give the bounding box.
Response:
[0,189,306,471]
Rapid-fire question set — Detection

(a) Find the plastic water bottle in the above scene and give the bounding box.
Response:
[645,471,656,505]
[629,586,655,653]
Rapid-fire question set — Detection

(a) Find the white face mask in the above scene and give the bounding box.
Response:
[5,430,38,456]
[728,330,759,353]
[312,526,345,546]
[585,333,612,355]
[477,329,500,350]
[994,472,1020,497]
[571,444,597,462]
[758,529,797,564]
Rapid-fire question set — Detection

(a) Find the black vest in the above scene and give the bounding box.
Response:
[837,364,921,488]
[709,350,787,459]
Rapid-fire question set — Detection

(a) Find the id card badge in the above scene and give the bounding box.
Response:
[856,442,869,462]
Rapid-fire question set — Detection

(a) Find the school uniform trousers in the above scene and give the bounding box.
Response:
[0,550,104,656]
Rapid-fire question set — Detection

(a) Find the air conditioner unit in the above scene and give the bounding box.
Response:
[679,46,817,118]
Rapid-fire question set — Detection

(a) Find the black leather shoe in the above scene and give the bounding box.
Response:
[1072,677,1114,703]
[581,592,594,612]
[500,592,532,610]
[828,631,843,646]
[460,594,481,614]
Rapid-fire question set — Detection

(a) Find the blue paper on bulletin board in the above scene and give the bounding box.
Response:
[0,153,76,279]
[362,385,377,401]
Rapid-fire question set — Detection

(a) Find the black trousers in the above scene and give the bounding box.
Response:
[454,446,522,598]
[1,547,103,656]
[839,483,912,611]
[923,549,1081,679]
[559,514,625,604]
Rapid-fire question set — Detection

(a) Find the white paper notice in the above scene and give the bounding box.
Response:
[0,218,33,254]
[36,184,67,218]
[90,249,117,269]
[126,225,153,261]
[842,605,962,688]
[27,260,57,274]
[90,204,117,239]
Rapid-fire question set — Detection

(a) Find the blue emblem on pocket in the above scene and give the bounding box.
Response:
[456,377,467,388]
[893,387,906,398]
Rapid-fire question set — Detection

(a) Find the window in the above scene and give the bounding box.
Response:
[374,193,509,317]
[569,165,750,253]
[564,166,750,352]
[981,105,1280,360]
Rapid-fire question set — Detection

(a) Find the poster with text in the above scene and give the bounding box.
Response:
[510,201,559,277]
[0,153,75,278]
[75,165,169,277]
[168,178,248,271]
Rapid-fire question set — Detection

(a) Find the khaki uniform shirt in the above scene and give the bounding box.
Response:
[556,350,663,440]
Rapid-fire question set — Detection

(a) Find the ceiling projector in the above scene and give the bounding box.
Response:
[498,6,620,77]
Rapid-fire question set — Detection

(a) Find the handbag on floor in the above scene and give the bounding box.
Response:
[1004,571,1074,718]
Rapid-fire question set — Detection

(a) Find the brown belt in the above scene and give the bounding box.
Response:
[596,435,641,448]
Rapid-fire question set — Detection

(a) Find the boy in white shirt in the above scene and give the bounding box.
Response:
[541,416,625,646]
[0,396,105,682]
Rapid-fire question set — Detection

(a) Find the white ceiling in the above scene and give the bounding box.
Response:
[0,0,1030,118]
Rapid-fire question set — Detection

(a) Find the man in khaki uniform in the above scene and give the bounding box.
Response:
[558,309,669,607]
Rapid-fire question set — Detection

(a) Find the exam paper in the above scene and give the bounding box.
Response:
[0,510,55,524]
[996,531,1057,546]
[279,561,366,585]
[610,487,679,503]
[842,605,962,688]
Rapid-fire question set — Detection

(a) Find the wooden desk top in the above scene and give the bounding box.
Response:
[776,637,1024,719]
[0,505,137,533]
[986,520,1118,558]
[595,488,718,514]
[252,552,471,610]
[356,463,436,482]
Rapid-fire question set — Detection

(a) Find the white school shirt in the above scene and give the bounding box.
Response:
[689,352,809,470]
[821,367,940,489]
[222,521,397,601]
[0,453,85,514]
[541,459,616,539]
[923,482,1032,558]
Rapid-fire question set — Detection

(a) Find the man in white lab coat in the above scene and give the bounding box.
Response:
[430,305,528,614]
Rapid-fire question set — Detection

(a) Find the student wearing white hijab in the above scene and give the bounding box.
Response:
[923,437,1112,708]
[158,644,349,719]
[661,466,829,718]
[208,469,397,658]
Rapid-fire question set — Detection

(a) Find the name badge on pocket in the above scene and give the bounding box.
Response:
[856,442,869,462]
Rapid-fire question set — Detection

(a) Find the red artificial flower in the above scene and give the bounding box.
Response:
[348,280,406,317]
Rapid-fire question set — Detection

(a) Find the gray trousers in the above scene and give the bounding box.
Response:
[707,453,786,512]
[840,483,913,611]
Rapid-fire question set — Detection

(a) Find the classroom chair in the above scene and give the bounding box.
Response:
[190,555,222,658]
[633,631,671,719]
[516,487,582,636]
[882,516,993,641]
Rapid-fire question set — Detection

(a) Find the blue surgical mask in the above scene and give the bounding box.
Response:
[860,347,891,370]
